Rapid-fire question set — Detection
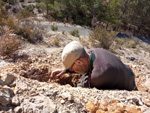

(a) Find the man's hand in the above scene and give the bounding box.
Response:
[77,73,90,87]
[50,69,66,79]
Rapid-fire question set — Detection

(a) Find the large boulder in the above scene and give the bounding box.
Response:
[0,86,14,106]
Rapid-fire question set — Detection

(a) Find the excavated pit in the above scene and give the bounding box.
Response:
[20,64,81,87]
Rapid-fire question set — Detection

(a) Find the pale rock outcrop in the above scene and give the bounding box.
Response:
[1,73,16,86]
[0,86,14,106]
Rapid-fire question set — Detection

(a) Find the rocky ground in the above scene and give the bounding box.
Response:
[0,16,150,113]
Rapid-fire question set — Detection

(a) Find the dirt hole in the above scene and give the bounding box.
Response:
[20,65,81,87]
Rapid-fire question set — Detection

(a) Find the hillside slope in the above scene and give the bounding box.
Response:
[0,16,150,113]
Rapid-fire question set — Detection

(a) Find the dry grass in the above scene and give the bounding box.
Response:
[5,17,17,29]
[114,38,139,49]
[0,35,20,56]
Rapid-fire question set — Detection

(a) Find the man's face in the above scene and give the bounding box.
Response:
[75,64,87,74]
[70,60,88,74]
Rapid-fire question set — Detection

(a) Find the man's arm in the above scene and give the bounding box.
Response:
[51,69,66,79]
[51,68,75,79]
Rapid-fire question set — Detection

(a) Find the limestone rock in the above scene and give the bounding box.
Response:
[2,73,16,85]
[0,90,11,106]
[12,96,20,106]
[144,79,150,90]
[14,106,22,113]
[144,109,150,113]
[0,85,14,106]
[3,85,14,96]
[0,79,3,86]
[142,96,150,107]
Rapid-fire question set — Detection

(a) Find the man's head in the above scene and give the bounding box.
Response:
[62,41,89,74]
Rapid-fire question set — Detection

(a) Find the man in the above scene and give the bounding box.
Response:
[51,41,137,91]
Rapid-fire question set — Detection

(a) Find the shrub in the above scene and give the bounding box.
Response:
[25,5,35,12]
[15,26,43,43]
[126,39,137,48]
[20,9,32,18]
[19,0,24,2]
[0,12,5,26]
[5,17,17,29]
[70,29,79,37]
[115,38,138,49]
[89,26,117,50]
[0,1,7,26]
[53,37,59,46]
[16,26,31,41]
[62,30,65,34]
[0,35,20,56]
[0,27,4,35]
[15,9,32,24]
[51,25,58,31]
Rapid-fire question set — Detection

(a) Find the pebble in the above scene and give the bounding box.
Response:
[12,96,20,105]
[0,90,11,106]
[14,106,22,113]
[2,73,16,85]
[60,99,65,104]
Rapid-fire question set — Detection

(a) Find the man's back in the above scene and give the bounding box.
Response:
[88,48,136,90]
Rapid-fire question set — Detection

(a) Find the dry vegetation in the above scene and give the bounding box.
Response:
[0,35,20,56]
[114,38,139,49]
[70,29,79,37]
[0,2,44,58]
[89,26,147,53]
[51,24,58,31]
[89,26,117,50]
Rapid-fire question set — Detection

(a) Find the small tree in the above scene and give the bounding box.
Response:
[104,0,121,29]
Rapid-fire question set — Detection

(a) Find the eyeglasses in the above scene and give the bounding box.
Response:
[69,57,82,71]
[69,62,75,71]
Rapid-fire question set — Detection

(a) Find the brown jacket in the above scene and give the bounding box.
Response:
[87,48,137,90]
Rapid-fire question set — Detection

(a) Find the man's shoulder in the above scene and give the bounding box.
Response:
[88,48,109,54]
[88,48,102,52]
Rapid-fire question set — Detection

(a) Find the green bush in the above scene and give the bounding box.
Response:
[25,5,35,12]
[0,1,7,26]
[70,29,79,37]
[19,0,24,2]
[89,26,117,50]
[62,30,65,34]
[53,37,59,46]
[51,25,58,31]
